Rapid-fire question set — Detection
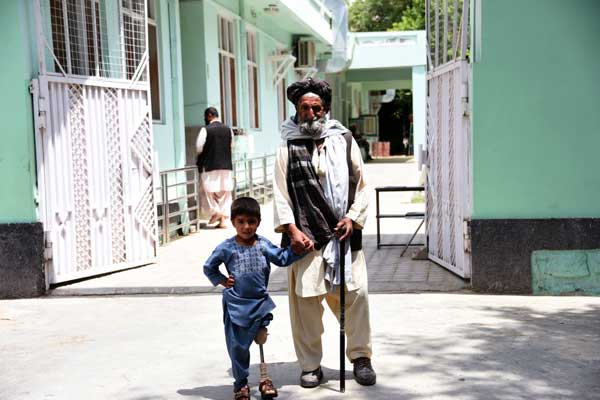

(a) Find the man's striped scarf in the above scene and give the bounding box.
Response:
[285,139,338,250]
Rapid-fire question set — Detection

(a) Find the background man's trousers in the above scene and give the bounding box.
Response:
[203,190,231,219]
[288,269,373,372]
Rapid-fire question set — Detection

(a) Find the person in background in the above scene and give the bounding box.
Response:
[196,107,234,228]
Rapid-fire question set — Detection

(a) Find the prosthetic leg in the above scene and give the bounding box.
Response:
[255,327,278,399]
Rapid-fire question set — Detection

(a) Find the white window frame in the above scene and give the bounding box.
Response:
[218,15,237,127]
[246,30,259,129]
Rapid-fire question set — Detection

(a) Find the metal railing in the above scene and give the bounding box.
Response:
[157,154,275,244]
[233,154,276,204]
[156,166,201,245]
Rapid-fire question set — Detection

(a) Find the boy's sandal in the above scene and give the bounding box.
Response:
[234,385,250,400]
[259,378,278,398]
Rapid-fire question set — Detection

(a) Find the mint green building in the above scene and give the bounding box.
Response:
[425,0,600,294]
[327,31,427,157]
[0,0,343,298]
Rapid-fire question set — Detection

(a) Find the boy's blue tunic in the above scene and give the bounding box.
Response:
[203,235,301,391]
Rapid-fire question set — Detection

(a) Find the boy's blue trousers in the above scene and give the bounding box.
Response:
[223,303,272,391]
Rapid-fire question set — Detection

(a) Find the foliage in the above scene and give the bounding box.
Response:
[349,0,425,32]
[349,0,414,32]
[389,0,425,31]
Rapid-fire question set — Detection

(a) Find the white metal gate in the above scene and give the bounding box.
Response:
[425,0,472,278]
[33,0,157,283]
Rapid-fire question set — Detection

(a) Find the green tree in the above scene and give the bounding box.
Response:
[349,0,413,32]
[389,0,425,31]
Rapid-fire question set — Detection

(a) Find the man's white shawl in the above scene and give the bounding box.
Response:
[281,117,353,287]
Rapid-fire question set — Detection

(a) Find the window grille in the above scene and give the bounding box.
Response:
[426,0,470,70]
[40,0,148,81]
[121,0,147,81]
[218,15,237,127]
[246,31,259,129]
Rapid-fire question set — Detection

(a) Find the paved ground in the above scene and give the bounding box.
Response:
[3,158,599,399]
[50,157,467,296]
[1,294,599,400]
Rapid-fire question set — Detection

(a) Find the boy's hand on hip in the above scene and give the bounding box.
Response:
[221,275,235,288]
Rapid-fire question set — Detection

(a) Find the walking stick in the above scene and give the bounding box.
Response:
[339,237,346,393]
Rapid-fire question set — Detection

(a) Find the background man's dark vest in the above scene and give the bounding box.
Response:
[196,121,233,172]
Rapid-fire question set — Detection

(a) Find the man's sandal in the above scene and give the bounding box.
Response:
[233,385,250,400]
[259,378,278,398]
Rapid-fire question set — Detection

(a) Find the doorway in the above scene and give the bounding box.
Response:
[378,89,413,156]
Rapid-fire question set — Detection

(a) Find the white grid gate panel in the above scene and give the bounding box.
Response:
[426,60,472,278]
[425,0,472,278]
[39,77,156,283]
[33,0,156,284]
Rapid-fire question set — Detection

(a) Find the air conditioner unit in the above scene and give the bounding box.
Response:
[296,39,316,68]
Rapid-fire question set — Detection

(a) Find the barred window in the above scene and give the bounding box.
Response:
[121,0,146,80]
[218,15,237,127]
[46,0,148,81]
[246,31,259,129]
[49,0,105,76]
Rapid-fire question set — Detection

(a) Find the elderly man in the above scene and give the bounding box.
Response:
[273,78,376,388]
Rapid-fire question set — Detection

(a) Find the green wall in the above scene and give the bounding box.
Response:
[180,1,208,127]
[346,67,412,82]
[152,0,186,171]
[180,0,297,158]
[472,0,600,218]
[0,1,37,223]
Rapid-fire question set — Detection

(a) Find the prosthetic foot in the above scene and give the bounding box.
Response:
[254,328,278,399]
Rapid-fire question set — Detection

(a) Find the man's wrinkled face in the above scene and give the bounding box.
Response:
[297,95,327,137]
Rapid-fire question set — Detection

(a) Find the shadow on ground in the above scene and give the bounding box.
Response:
[177,363,352,399]
[169,304,600,399]
[268,233,469,294]
[371,303,600,400]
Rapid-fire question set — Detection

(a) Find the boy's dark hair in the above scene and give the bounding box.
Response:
[231,197,261,219]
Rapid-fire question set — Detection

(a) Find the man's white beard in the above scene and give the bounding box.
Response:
[299,117,327,137]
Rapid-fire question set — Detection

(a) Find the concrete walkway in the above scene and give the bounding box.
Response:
[2,293,599,399]
[3,159,599,400]
[50,158,467,296]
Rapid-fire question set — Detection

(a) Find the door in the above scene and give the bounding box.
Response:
[425,0,472,278]
[33,0,157,283]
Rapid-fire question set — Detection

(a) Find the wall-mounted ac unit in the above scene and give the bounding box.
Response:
[296,39,316,68]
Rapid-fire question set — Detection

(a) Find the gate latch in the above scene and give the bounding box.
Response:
[463,219,472,253]
[43,232,53,263]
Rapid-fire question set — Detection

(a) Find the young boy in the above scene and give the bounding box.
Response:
[204,197,304,400]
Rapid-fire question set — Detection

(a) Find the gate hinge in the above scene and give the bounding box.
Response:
[30,79,48,130]
[461,82,470,117]
[463,219,472,253]
[43,232,53,263]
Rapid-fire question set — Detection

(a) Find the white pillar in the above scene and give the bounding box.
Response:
[412,65,426,160]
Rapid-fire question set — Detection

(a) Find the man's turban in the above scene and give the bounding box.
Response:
[286,77,332,108]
